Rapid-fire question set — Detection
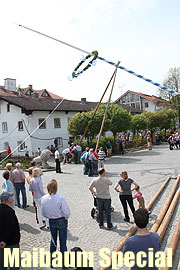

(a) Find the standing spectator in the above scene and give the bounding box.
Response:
[29,168,48,229]
[80,147,89,175]
[0,191,20,270]
[6,163,16,206]
[92,149,98,175]
[117,135,124,155]
[37,147,41,156]
[123,208,160,270]
[106,140,112,157]
[26,167,39,224]
[147,133,152,150]
[114,170,138,222]
[7,145,12,157]
[5,163,13,181]
[89,168,116,230]
[50,145,55,155]
[55,148,62,173]
[24,145,29,157]
[175,132,180,149]
[41,179,70,268]
[1,171,14,207]
[98,147,106,169]
[12,163,28,208]
[88,148,97,177]
[75,143,82,163]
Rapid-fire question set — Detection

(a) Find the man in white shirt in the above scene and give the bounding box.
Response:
[54,148,62,173]
[41,179,70,269]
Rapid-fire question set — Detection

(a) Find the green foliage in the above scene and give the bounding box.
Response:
[131,114,147,134]
[156,109,176,130]
[1,159,14,168]
[158,67,180,121]
[107,104,132,135]
[67,104,131,139]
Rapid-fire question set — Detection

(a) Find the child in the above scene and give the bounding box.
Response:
[1,170,14,207]
[132,185,151,214]
[132,185,145,208]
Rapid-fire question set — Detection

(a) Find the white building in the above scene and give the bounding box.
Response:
[115,90,168,112]
[0,78,97,157]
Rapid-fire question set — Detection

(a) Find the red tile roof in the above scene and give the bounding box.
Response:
[129,90,168,103]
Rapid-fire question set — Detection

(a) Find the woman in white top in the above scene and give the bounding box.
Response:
[29,168,48,229]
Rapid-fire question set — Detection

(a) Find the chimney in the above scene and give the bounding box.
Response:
[4,78,16,91]
[81,98,86,103]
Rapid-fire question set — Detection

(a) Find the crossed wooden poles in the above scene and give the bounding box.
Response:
[100,175,180,270]
[79,62,120,151]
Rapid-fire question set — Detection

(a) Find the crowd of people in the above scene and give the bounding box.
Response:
[0,161,160,269]
[1,132,168,270]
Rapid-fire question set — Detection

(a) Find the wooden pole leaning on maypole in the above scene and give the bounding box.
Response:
[99,176,171,270]
[79,68,118,145]
[95,61,120,152]
[151,176,180,233]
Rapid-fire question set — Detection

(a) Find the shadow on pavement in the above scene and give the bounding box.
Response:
[67,231,79,241]
[20,223,40,234]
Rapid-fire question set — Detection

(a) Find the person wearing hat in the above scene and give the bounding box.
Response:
[0,191,20,270]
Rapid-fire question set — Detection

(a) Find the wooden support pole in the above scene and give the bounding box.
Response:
[99,176,171,270]
[79,68,118,145]
[151,176,180,232]
[95,61,120,152]
[161,214,180,270]
[157,186,180,241]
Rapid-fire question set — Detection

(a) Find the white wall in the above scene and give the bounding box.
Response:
[141,98,156,112]
[0,100,76,157]
[0,101,30,156]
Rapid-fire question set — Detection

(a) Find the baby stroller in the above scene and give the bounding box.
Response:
[91,194,114,222]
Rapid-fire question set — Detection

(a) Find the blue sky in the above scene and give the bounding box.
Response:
[0,0,180,101]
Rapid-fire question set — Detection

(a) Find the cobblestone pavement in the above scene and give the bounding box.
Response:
[1,143,180,269]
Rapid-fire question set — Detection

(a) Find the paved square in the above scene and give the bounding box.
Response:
[1,143,180,269]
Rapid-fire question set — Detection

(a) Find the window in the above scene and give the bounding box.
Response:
[18,121,23,131]
[17,141,25,152]
[2,122,8,133]
[54,137,63,148]
[145,102,149,108]
[131,103,135,108]
[54,118,61,128]
[42,91,49,97]
[136,102,140,109]
[7,104,10,112]
[38,118,46,129]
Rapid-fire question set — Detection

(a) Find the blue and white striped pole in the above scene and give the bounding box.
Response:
[17,23,180,97]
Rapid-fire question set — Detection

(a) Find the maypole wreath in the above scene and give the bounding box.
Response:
[72,50,98,78]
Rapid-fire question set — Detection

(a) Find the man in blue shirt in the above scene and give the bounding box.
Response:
[123,208,160,270]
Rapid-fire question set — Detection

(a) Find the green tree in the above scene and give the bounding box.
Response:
[107,104,132,149]
[156,109,176,130]
[67,112,90,137]
[131,114,147,142]
[158,67,180,123]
